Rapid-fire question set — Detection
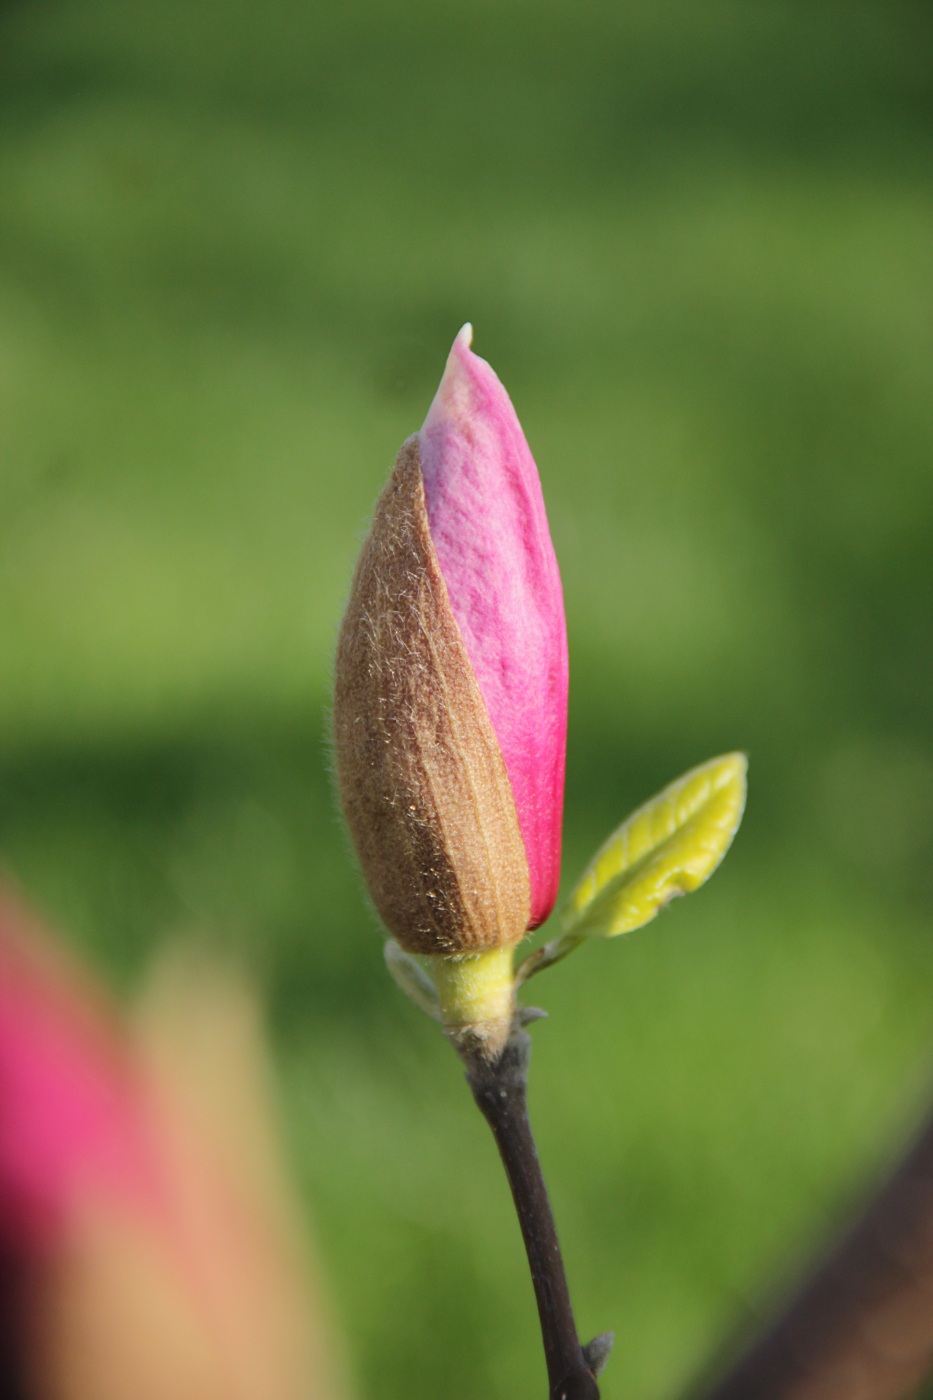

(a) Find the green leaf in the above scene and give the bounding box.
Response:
[517,753,747,985]
[565,751,748,936]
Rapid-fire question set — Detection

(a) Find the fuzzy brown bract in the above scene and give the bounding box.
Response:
[333,437,531,956]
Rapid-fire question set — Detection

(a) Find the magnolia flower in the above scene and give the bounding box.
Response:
[335,327,747,1062]
[334,326,567,1048]
[0,890,342,1400]
[334,329,748,1400]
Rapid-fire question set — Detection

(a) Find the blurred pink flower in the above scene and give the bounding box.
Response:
[0,890,342,1400]
[419,325,569,928]
[0,897,159,1260]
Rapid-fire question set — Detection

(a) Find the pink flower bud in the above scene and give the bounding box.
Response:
[334,327,567,956]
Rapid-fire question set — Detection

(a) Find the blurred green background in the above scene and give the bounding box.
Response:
[2,1,933,1396]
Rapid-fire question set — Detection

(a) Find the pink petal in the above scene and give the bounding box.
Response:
[419,326,568,928]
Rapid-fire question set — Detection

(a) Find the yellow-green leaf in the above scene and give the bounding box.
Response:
[564,752,747,939]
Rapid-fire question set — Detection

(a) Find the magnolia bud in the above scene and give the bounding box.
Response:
[334,327,568,1046]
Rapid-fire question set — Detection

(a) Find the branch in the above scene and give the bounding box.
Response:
[695,1106,933,1400]
[465,1027,606,1400]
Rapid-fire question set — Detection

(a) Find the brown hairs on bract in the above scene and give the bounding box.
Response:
[333,436,531,956]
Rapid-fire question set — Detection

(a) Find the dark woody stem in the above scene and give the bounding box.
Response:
[692,1104,933,1400]
[465,1027,602,1400]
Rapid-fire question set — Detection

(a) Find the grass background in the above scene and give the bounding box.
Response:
[2,1,933,1396]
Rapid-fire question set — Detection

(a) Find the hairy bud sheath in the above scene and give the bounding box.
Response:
[334,437,531,954]
[334,326,568,961]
